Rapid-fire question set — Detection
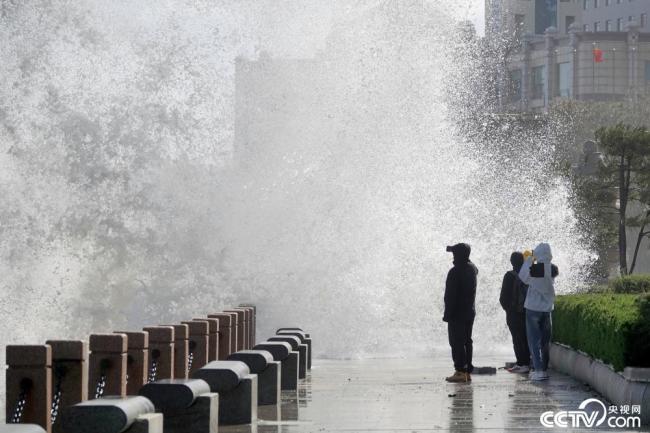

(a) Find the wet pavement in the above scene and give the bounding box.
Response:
[222,358,648,432]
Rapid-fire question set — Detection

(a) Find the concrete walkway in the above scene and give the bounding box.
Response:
[224,358,648,432]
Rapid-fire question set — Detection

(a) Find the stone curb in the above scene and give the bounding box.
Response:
[550,342,650,425]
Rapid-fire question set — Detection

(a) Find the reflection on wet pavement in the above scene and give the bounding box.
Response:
[219,358,648,432]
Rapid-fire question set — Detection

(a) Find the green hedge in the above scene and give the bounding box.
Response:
[553,293,650,371]
[608,274,650,293]
[585,274,650,294]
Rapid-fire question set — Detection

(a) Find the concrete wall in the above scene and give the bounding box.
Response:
[550,343,650,426]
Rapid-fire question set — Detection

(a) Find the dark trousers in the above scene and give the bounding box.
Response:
[447,318,474,373]
[506,310,530,366]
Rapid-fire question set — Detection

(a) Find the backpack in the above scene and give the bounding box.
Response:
[530,263,560,278]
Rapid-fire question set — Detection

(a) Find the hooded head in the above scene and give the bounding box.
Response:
[533,242,553,263]
[446,243,471,264]
[510,251,524,272]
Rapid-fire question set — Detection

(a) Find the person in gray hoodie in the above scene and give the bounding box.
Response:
[518,242,559,381]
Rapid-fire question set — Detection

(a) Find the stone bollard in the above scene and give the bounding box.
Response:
[304,336,312,369]
[182,321,209,377]
[5,345,52,432]
[225,313,238,354]
[193,319,219,362]
[223,310,245,352]
[161,324,189,380]
[114,332,149,396]
[238,305,256,348]
[238,305,256,346]
[253,342,298,391]
[60,396,162,433]
[267,336,306,379]
[224,309,247,350]
[89,334,127,399]
[192,361,258,425]
[276,330,311,370]
[139,379,218,433]
[142,327,174,382]
[207,313,234,360]
[234,310,249,350]
[0,425,48,432]
[228,350,280,406]
[238,308,254,348]
[305,335,312,369]
[45,340,88,432]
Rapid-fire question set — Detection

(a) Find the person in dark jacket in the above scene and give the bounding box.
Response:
[499,252,531,373]
[443,243,478,383]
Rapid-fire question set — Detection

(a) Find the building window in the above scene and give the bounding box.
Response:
[594,21,601,31]
[509,69,522,102]
[584,24,590,31]
[535,0,557,34]
[514,14,526,37]
[617,18,624,31]
[557,62,572,97]
[642,14,648,27]
[532,65,546,99]
[566,16,575,32]
[606,0,611,5]
[584,0,589,9]
[594,0,598,7]
[606,20,613,31]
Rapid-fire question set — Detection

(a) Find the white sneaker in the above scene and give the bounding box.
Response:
[510,365,530,374]
[530,370,549,381]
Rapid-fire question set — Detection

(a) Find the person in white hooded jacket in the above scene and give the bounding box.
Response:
[518,242,559,381]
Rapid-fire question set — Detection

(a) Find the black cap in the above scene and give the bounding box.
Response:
[446,243,471,262]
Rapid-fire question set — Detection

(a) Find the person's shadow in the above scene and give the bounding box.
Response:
[447,383,475,431]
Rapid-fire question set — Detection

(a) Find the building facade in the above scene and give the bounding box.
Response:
[486,2,650,275]
[487,0,650,112]
[581,0,650,33]
[487,0,650,38]
[486,0,583,37]
[502,24,650,112]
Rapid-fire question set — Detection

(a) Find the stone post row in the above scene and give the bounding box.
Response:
[4,305,260,433]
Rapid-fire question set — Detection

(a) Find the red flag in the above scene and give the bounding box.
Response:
[593,48,604,63]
